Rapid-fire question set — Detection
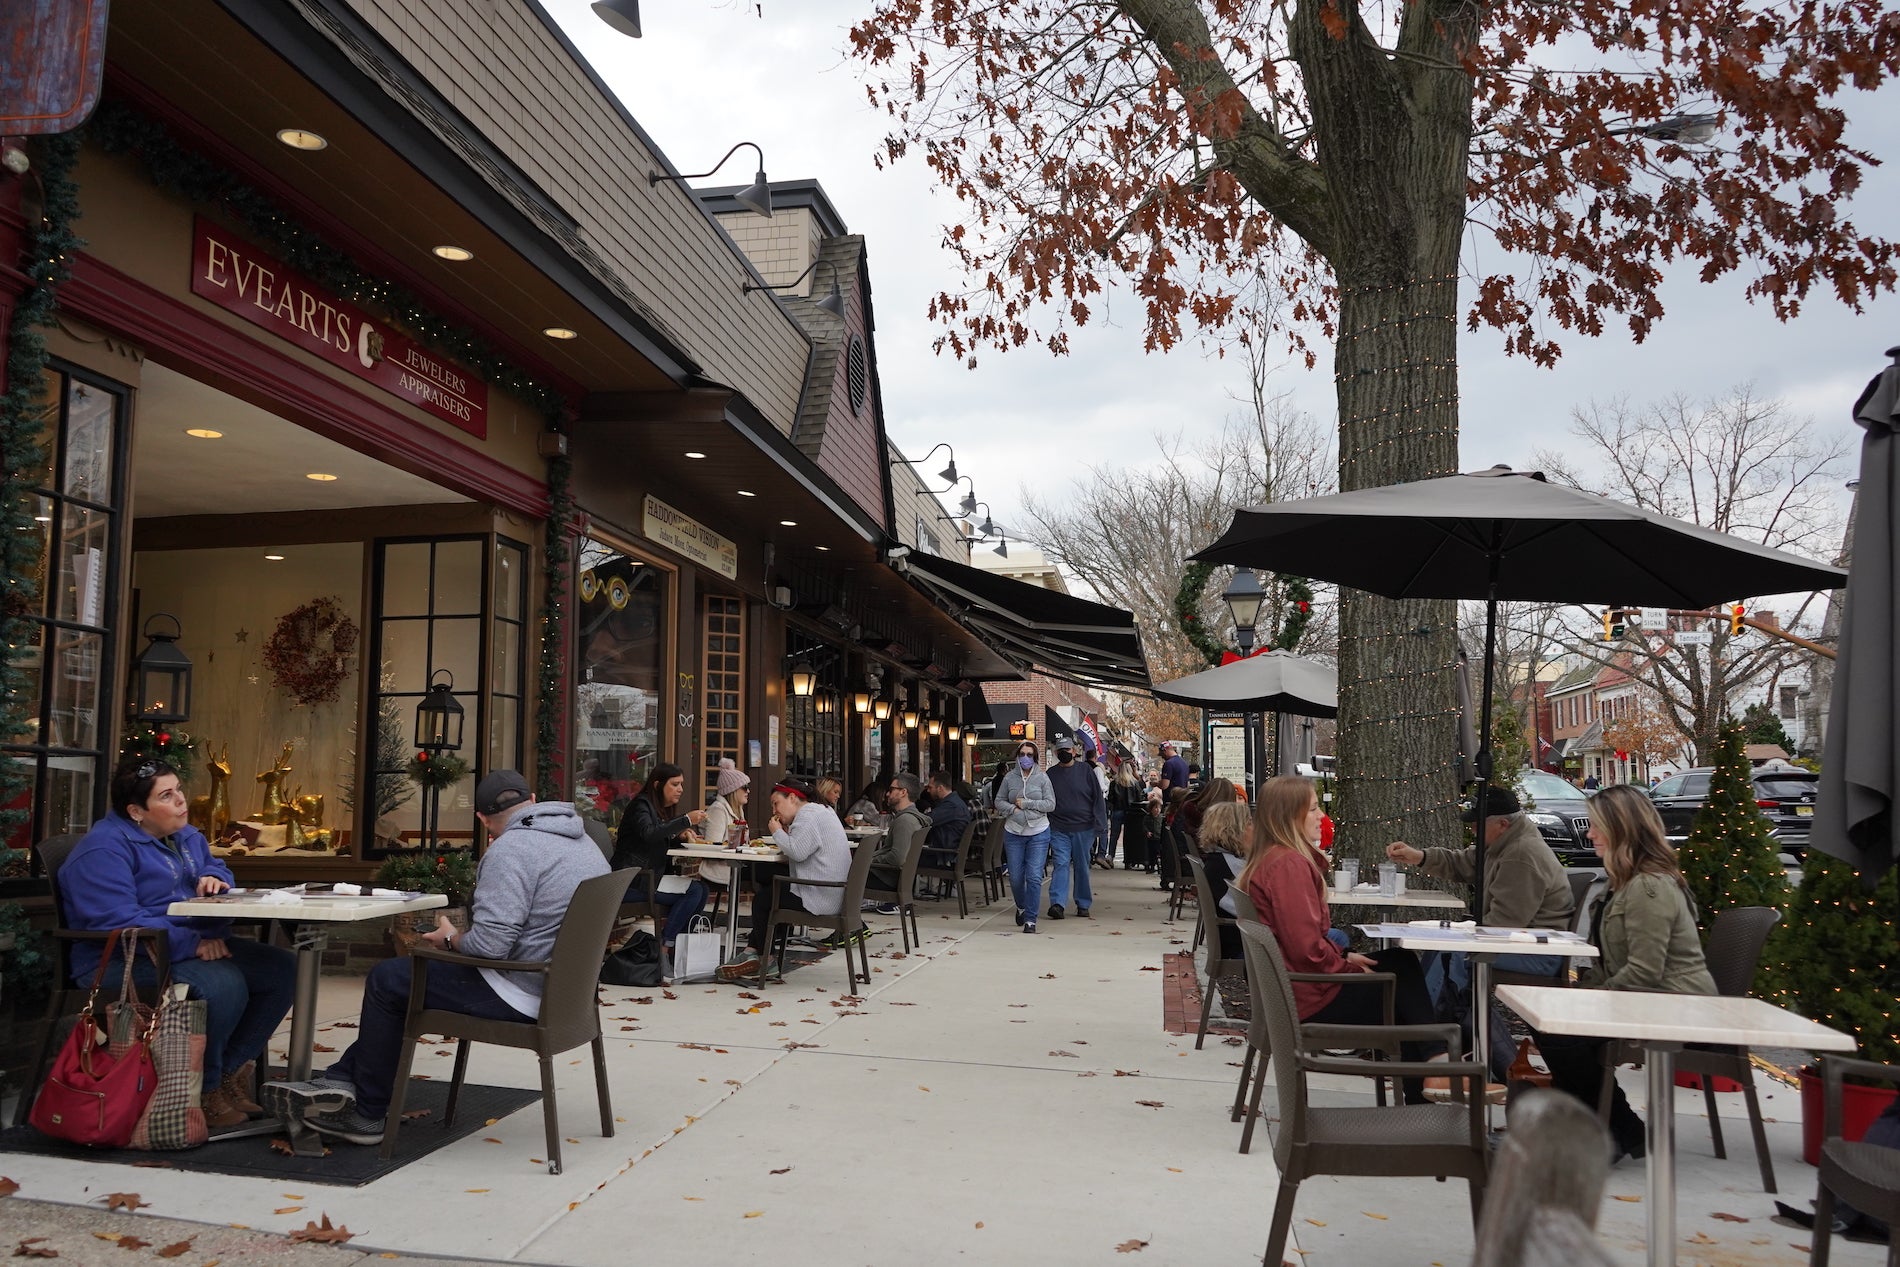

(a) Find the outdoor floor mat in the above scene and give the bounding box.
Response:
[0,1079,540,1187]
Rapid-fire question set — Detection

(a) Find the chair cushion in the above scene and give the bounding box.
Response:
[1820,1139,1900,1219]
[1300,1103,1486,1177]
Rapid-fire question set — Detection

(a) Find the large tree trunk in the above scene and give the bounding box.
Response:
[1293,0,1477,856]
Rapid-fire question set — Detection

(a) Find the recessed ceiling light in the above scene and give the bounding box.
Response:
[542,326,578,340]
[185,428,223,439]
[684,451,707,459]
[432,245,474,262]
[779,520,797,527]
[276,128,328,151]
[305,472,339,482]
[264,553,286,561]
[736,489,756,497]
[815,545,830,552]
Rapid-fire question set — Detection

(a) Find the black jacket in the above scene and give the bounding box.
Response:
[611,796,693,876]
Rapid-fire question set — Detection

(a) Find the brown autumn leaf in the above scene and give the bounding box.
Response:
[269,1138,295,1155]
[330,1020,357,1028]
[311,1043,336,1053]
[115,1238,150,1252]
[1115,1239,1148,1253]
[662,990,679,1000]
[1113,1069,1141,1077]
[1077,1071,1099,1077]
[1039,973,1057,979]
[13,1240,56,1259]
[1138,965,1161,972]
[629,997,654,1006]
[1711,1212,1750,1223]
[769,1167,793,1175]
[273,1207,303,1215]
[156,1240,195,1258]
[737,991,760,999]
[400,1109,432,1121]
[1686,1232,1717,1245]
[678,1042,713,1051]
[769,1021,787,1026]
[889,1000,916,1006]
[288,1215,353,1245]
[1135,1100,1166,1108]
[482,1137,503,1144]
[1612,1195,1642,1203]
[0,1179,17,1199]
[1361,1212,1388,1220]
[465,1189,490,1194]
[100,1194,147,1212]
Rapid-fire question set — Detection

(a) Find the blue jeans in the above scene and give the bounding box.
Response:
[325,956,528,1120]
[1424,950,1564,1076]
[136,937,295,1087]
[1004,829,1050,924]
[628,874,708,947]
[1048,829,1094,911]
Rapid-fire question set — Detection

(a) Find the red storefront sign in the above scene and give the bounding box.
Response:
[190,218,487,438]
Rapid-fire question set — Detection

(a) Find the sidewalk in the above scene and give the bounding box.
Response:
[0,869,1883,1266]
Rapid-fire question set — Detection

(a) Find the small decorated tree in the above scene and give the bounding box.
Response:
[119,721,195,782]
[1677,721,1788,942]
[1761,852,1899,1065]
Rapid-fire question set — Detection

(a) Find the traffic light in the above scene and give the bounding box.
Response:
[1729,604,1746,635]
[1602,609,1627,641]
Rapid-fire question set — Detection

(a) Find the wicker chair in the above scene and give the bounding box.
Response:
[1809,1055,1900,1267]
[861,825,927,953]
[1470,1089,1612,1267]
[1237,920,1488,1267]
[916,818,982,919]
[758,829,879,990]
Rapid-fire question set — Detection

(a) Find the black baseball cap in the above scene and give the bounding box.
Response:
[1460,786,1521,820]
[475,769,532,816]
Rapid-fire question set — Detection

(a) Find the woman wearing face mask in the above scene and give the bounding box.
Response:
[995,742,1056,933]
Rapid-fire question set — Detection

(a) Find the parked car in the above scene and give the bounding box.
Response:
[1648,762,1820,852]
[1513,769,1598,868]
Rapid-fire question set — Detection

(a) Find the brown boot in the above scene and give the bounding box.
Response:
[221,1062,264,1116]
[202,1087,248,1130]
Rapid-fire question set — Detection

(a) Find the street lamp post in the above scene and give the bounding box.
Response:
[1222,569,1267,796]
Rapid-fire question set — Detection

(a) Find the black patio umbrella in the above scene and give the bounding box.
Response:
[1812,348,1900,886]
[1194,465,1848,915]
[1150,649,1338,717]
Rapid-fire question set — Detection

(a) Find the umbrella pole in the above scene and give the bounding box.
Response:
[1472,558,1502,924]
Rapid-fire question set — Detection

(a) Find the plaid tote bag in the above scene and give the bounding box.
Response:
[126,979,209,1151]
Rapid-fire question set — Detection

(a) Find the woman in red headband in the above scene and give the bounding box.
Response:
[718,777,852,981]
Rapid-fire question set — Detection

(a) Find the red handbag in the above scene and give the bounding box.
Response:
[29,930,160,1148]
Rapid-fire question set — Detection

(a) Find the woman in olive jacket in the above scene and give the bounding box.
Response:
[1536,783,1717,1162]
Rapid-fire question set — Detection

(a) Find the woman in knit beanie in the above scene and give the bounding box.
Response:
[698,758,754,889]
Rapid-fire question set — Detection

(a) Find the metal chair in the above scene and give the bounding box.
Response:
[980,818,1008,905]
[759,829,879,990]
[1596,905,1782,1191]
[1237,920,1488,1267]
[916,819,982,919]
[861,823,927,953]
[1227,888,1394,1154]
[381,869,626,1176]
[1809,1055,1900,1267]
[1166,826,1195,922]
[1470,1089,1612,1267]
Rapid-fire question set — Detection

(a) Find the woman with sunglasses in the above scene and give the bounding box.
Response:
[59,757,297,1131]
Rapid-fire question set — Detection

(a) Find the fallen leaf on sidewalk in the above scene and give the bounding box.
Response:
[1138,965,1161,972]
[682,1197,704,1202]
[769,1167,792,1175]
[330,1021,357,1028]
[742,1211,764,1219]
[1049,1050,1079,1058]
[400,1109,432,1121]
[1711,1212,1749,1223]
[918,1085,931,1092]
[1687,1232,1717,1245]
[1612,1195,1642,1203]
[1008,1003,1028,1008]
[0,1180,17,1198]
[281,1193,304,1200]
[13,1239,56,1258]
[1039,973,1057,979]
[482,1137,502,1144]
[115,1238,150,1252]
[1303,1218,1325,1227]
[1113,1070,1141,1077]
[629,997,654,1005]
[1361,1212,1388,1220]
[311,1043,335,1053]
[737,991,760,999]
[92,1235,123,1244]
[100,1195,146,1212]
[662,990,679,1000]
[464,1189,489,1194]
[678,1043,713,1051]
[156,1240,194,1258]
[769,1021,787,1027]
[1114,1239,1148,1253]
[273,1207,303,1215]
[288,1215,353,1245]
[1135,1100,1165,1109]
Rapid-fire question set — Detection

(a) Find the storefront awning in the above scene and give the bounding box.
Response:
[898,551,1150,690]
[1043,707,1076,747]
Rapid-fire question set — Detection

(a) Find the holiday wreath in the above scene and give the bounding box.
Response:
[262,596,360,706]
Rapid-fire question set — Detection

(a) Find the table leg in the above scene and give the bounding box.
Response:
[283,925,331,1157]
[1472,957,1493,1132]
[1644,1042,1681,1267]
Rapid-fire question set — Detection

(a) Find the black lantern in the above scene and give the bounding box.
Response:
[814,689,834,715]
[851,688,872,714]
[789,661,818,697]
[926,712,943,737]
[415,669,465,752]
[133,614,193,724]
[872,694,893,722]
[1222,568,1266,656]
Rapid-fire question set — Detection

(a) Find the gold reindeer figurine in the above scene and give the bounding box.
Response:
[188,745,233,838]
[284,790,333,852]
[255,742,296,825]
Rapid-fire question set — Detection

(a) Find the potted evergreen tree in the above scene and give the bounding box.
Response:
[1761,852,1899,1164]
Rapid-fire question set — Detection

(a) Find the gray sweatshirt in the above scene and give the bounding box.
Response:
[461,800,609,1017]
[996,767,1056,836]
[774,802,852,914]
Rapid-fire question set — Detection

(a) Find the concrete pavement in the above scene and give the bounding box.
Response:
[0,867,1884,1266]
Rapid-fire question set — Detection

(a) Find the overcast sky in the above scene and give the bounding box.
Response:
[548,1,1899,551]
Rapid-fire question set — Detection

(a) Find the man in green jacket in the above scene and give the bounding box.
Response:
[1386,785,1575,1075]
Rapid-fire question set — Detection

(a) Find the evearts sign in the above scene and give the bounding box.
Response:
[191,219,488,439]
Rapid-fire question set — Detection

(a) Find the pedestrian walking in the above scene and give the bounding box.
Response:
[996,740,1055,933]
[1045,741,1097,919]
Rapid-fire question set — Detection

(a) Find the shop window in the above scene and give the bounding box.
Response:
[489,537,530,774]
[367,537,486,848]
[701,596,744,801]
[574,537,669,830]
[783,627,844,780]
[3,365,126,848]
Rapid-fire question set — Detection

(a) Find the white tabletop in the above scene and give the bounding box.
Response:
[1495,985,1856,1049]
[1328,888,1466,910]
[167,891,447,921]
[844,825,885,838]
[669,844,782,863]
[1363,926,1601,958]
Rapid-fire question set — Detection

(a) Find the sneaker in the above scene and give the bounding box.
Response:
[1075,906,1092,919]
[1015,908,1026,928]
[860,899,881,912]
[871,902,902,916]
[307,1105,385,1146]
[263,1076,357,1118]
[717,953,762,982]
[1021,922,1038,934]
[1047,904,1065,920]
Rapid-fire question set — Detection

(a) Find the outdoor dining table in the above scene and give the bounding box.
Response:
[668,842,783,960]
[1327,887,1466,911]
[166,887,446,1152]
[1496,984,1855,1267]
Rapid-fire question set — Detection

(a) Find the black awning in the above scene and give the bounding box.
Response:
[1043,707,1076,747]
[962,690,998,733]
[898,551,1149,690]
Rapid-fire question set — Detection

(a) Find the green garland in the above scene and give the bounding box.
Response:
[1173,562,1227,666]
[1272,575,1315,651]
[81,98,575,801]
[0,132,83,841]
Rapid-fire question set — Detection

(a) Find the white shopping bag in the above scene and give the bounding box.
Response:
[671,915,722,984]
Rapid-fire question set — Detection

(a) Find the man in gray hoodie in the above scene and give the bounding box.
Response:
[268,770,608,1144]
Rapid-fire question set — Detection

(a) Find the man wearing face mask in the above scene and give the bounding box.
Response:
[996,742,1056,933]
[1045,742,1097,919]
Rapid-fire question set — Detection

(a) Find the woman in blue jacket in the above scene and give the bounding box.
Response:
[60,758,296,1129]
